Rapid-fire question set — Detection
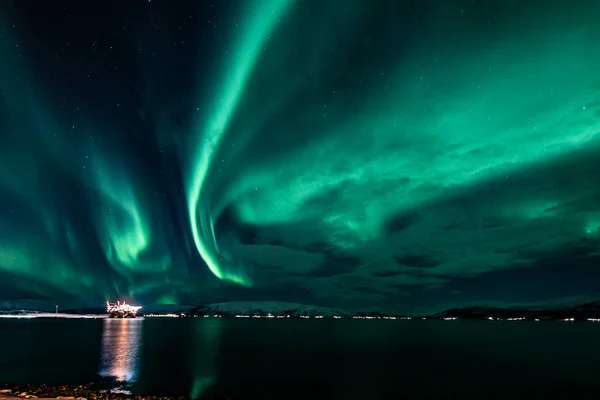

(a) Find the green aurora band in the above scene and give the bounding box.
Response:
[93,155,151,271]
[187,0,296,286]
[188,0,600,286]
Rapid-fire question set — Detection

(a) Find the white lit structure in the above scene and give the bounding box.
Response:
[106,301,142,318]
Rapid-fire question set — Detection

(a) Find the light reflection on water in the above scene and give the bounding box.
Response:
[98,318,143,383]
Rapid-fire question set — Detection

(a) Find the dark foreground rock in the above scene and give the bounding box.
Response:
[0,384,186,400]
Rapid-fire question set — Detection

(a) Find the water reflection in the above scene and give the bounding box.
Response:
[190,318,223,398]
[99,318,143,382]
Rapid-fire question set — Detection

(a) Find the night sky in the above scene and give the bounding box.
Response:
[1,0,599,314]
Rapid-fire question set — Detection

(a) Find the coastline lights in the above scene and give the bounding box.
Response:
[144,313,184,318]
[135,313,599,321]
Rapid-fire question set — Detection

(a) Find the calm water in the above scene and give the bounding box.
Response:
[1,318,600,399]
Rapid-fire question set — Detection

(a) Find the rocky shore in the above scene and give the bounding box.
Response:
[0,385,186,400]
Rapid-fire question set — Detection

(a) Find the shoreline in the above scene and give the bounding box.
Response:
[0,385,186,400]
[0,314,107,319]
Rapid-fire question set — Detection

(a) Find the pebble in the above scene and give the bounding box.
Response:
[1,385,185,400]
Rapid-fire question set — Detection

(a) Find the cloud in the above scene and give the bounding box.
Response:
[394,254,440,269]
[232,141,600,310]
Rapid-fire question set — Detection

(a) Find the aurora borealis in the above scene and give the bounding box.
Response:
[1,0,599,313]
